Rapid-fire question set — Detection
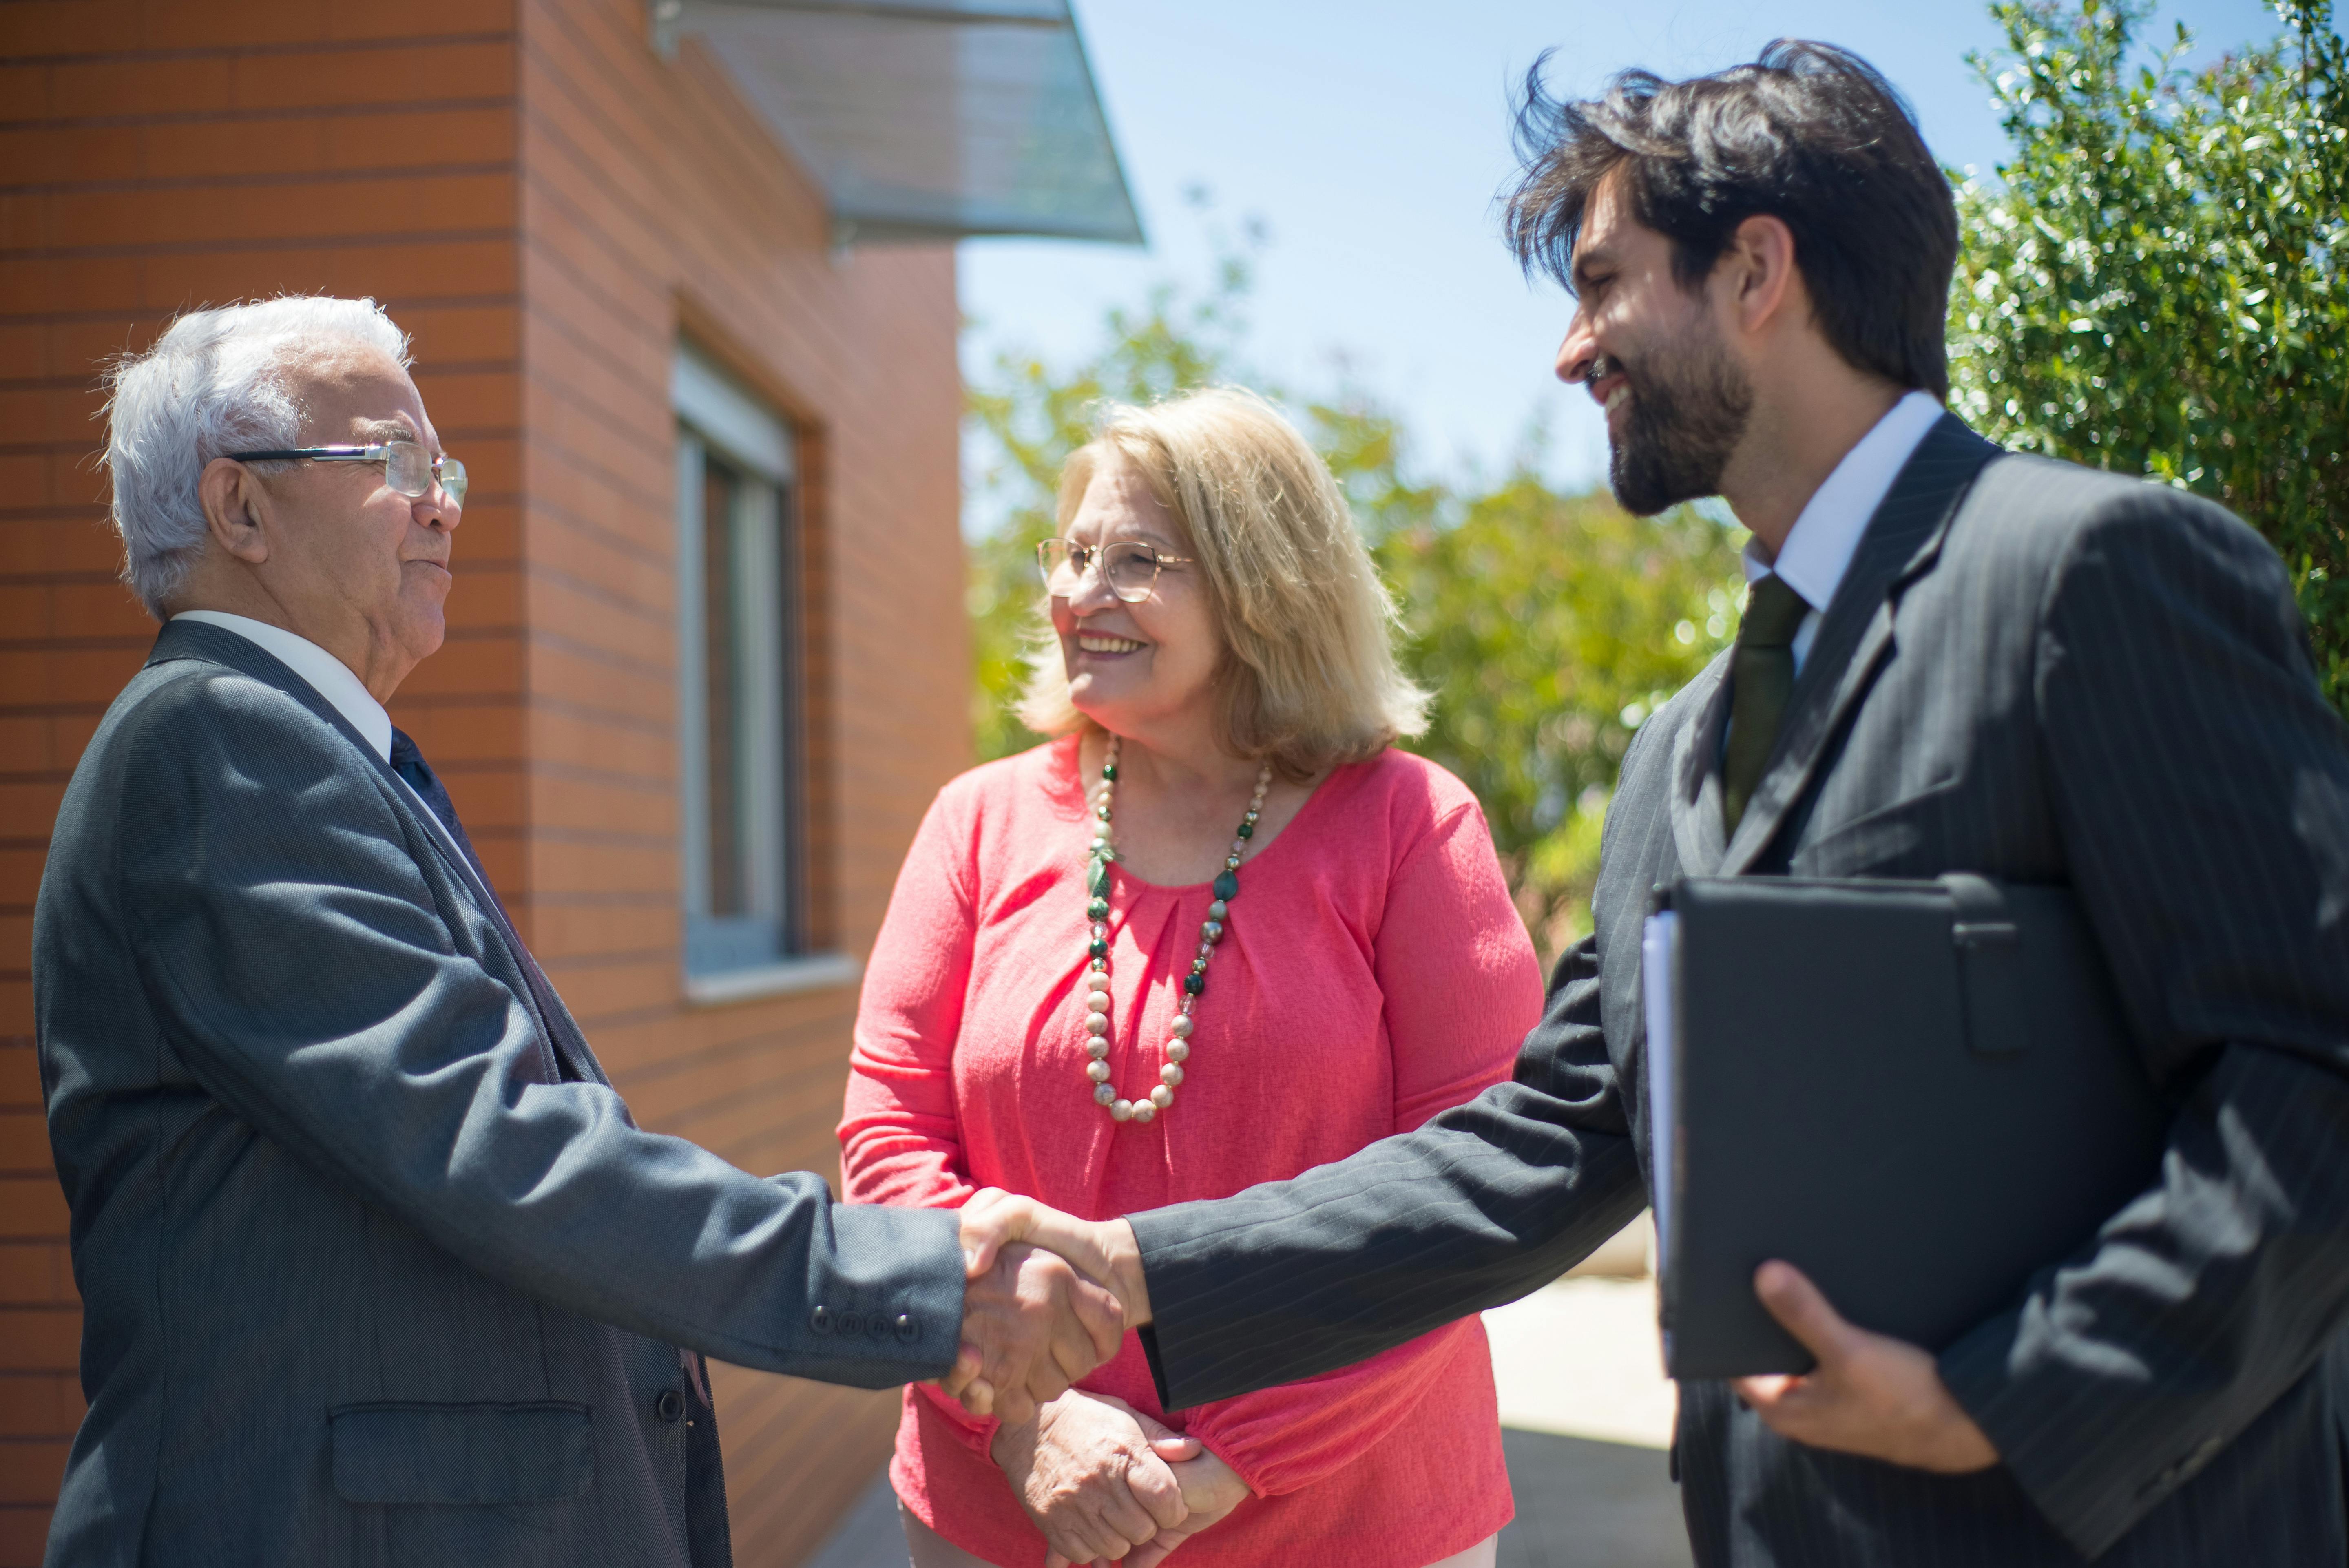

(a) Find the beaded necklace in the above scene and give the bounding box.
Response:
[1080,736,1273,1124]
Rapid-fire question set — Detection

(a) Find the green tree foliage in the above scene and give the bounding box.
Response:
[964,243,1741,958]
[1949,0,2349,710]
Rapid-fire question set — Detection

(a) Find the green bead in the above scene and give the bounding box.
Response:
[1090,938,1108,959]
[1236,821,1254,839]
[1184,972,1206,996]
[1212,871,1239,902]
[1090,863,1113,898]
[1087,897,1109,920]
[1102,763,1118,781]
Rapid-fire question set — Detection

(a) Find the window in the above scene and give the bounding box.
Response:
[674,345,806,979]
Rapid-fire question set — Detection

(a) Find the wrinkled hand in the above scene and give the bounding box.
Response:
[1730,1261,2000,1473]
[948,1238,1124,1428]
[1120,1441,1249,1568]
[991,1390,1199,1566]
[958,1187,1152,1326]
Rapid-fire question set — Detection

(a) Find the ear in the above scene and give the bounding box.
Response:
[197,456,271,566]
[1716,212,1802,338]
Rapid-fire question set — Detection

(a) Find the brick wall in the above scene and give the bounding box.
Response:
[513,0,966,1559]
[0,0,969,1561]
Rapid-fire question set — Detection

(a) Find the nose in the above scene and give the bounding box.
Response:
[414,487,459,533]
[1064,557,1120,614]
[1555,307,1601,387]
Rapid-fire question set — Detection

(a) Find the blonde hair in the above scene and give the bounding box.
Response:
[1017,387,1428,780]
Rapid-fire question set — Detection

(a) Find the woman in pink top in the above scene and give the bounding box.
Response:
[842,388,1542,1568]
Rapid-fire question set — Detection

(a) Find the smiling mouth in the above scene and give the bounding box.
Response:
[1077,633,1144,654]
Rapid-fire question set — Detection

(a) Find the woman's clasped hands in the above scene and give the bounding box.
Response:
[990,1389,1250,1568]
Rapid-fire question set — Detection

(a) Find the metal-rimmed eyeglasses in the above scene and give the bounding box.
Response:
[223,440,468,509]
[1035,538,1193,603]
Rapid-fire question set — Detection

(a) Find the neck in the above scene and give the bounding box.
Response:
[170,567,411,704]
[1721,371,1906,558]
[1097,712,1260,799]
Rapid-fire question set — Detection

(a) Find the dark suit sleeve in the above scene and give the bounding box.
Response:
[1935,492,2349,1557]
[114,671,964,1387]
[1132,927,1648,1410]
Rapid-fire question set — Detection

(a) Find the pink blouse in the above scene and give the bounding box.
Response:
[840,735,1542,1568]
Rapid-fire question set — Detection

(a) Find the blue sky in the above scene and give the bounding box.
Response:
[958,0,2289,500]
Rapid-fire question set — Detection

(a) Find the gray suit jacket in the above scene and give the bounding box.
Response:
[32,619,964,1568]
[1128,418,2349,1566]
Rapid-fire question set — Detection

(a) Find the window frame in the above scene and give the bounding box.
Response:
[672,344,821,993]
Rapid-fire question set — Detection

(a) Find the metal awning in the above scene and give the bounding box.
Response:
[651,0,1144,245]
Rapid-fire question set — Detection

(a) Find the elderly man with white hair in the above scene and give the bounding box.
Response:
[30,296,1122,1568]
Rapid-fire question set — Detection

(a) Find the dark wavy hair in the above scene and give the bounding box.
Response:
[1504,41,1958,398]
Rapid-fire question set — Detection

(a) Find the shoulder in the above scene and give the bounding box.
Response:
[930,734,1080,820]
[98,655,367,797]
[1315,747,1496,863]
[1957,454,2280,586]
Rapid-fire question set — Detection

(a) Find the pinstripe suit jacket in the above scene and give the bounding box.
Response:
[33,620,965,1568]
[1128,417,2349,1565]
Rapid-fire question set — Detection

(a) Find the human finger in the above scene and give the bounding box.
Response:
[1752,1261,1856,1365]
[958,1187,1029,1276]
[956,1376,996,1418]
[1148,1435,1203,1462]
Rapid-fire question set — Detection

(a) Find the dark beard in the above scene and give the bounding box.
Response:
[1606,325,1753,516]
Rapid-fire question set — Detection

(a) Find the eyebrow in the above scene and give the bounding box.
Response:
[355,418,418,445]
[1570,244,1617,292]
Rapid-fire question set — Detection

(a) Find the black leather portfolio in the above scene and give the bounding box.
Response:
[1646,874,2170,1380]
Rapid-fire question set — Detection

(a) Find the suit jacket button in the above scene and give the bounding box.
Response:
[838,1310,864,1338]
[867,1311,890,1340]
[896,1313,920,1344]
[656,1389,686,1423]
[810,1305,833,1335]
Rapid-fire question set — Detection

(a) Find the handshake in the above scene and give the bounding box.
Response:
[943,1188,1153,1426]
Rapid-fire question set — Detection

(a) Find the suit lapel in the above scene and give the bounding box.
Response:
[1669,654,1734,876]
[146,620,609,1088]
[1720,415,2003,875]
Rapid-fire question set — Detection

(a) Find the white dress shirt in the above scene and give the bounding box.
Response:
[1741,389,1945,674]
[170,610,470,866]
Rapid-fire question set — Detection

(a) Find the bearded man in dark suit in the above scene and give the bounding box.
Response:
[953,42,2349,1568]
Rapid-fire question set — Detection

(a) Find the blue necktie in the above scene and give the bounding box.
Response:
[390,728,595,1084]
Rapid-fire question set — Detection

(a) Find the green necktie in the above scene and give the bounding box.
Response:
[1722,573,1811,836]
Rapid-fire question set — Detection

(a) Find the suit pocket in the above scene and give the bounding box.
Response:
[330,1402,593,1506]
[1800,778,1960,875]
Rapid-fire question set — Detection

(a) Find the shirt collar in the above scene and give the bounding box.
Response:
[170,610,394,763]
[1741,388,1946,610]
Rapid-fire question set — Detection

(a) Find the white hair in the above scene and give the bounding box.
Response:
[101,296,412,618]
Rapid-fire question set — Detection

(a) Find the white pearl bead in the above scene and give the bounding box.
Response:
[1086,989,1111,1013]
[1166,1040,1189,1062]
[1170,1015,1194,1038]
[1149,1085,1173,1109]
[1132,1101,1157,1123]
[1160,1063,1183,1086]
[1085,1011,1109,1035]
[1111,1099,1135,1122]
[1086,1060,1111,1083]
[1094,1083,1117,1106]
[1087,1037,1110,1059]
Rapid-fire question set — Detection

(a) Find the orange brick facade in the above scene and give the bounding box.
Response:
[0,1,971,1562]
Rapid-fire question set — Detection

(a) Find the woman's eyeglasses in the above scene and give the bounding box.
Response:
[224,440,468,509]
[1035,539,1192,604]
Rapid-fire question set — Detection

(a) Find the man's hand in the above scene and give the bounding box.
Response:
[1730,1261,2000,1473]
[956,1186,1152,1328]
[991,1390,1197,1567]
[1122,1441,1249,1568]
[949,1239,1124,1427]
